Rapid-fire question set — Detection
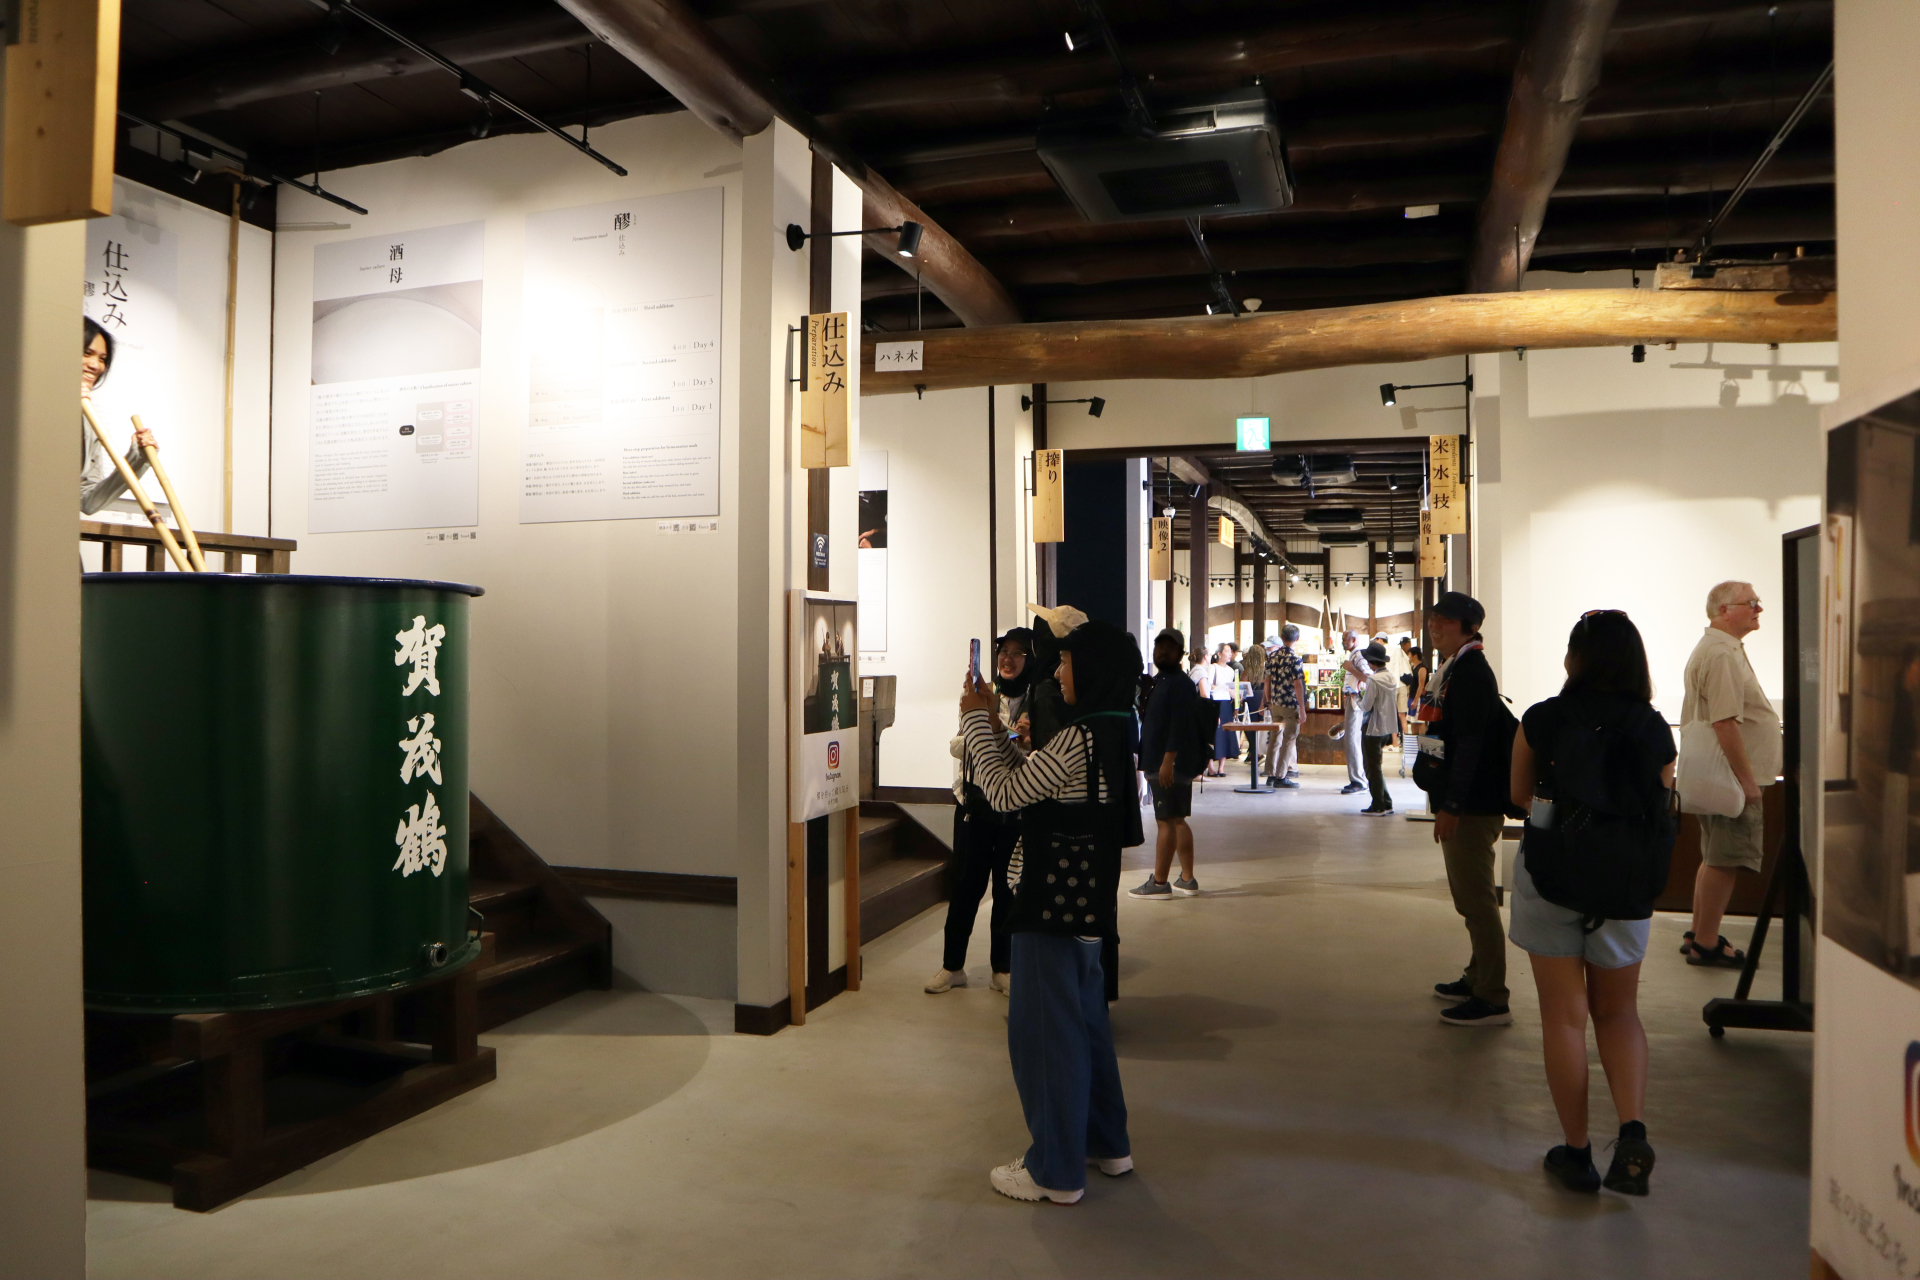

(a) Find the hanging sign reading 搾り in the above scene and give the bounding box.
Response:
[1428,433,1466,535]
[1216,515,1234,547]
[802,311,850,469]
[1419,509,1445,578]
[1032,448,1064,543]
[1149,516,1172,580]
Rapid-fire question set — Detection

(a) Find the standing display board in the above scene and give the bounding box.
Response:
[84,213,179,524]
[310,223,483,533]
[521,187,722,523]
[790,592,860,822]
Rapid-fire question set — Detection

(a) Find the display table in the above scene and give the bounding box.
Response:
[1224,723,1279,793]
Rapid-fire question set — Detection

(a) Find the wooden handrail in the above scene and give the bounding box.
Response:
[81,519,295,573]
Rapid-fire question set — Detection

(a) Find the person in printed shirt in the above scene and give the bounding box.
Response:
[1263,626,1307,788]
[959,618,1143,1205]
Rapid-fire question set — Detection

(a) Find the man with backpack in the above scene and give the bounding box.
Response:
[1130,629,1206,900]
[1414,592,1519,1027]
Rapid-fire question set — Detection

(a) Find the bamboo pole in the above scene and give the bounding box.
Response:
[81,399,191,572]
[223,179,240,532]
[133,414,207,572]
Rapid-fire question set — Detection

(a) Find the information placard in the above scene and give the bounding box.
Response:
[310,222,483,533]
[521,188,723,523]
[790,592,860,822]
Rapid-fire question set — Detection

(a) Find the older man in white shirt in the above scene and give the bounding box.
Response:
[1680,580,1783,968]
[1336,629,1368,795]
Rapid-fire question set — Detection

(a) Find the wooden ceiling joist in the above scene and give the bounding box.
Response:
[860,288,1835,394]
[1468,0,1621,292]
[130,3,592,120]
[554,0,1019,326]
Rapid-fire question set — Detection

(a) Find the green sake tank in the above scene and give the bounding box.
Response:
[81,572,484,1012]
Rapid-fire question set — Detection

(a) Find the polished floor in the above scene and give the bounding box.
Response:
[87,763,1811,1279]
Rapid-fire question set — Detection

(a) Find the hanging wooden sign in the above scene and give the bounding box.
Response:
[801,311,850,468]
[1427,433,1466,535]
[1419,509,1445,578]
[1149,516,1172,580]
[4,0,120,226]
[1031,448,1064,543]
[1215,514,1234,547]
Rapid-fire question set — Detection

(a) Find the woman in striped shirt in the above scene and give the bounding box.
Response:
[960,618,1143,1205]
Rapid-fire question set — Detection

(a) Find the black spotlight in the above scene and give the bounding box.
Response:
[895,221,925,258]
[1087,396,1105,418]
[1631,344,1646,363]
[1379,383,1397,407]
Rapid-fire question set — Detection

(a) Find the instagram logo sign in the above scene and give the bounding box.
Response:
[1907,1042,1920,1165]
[827,741,840,771]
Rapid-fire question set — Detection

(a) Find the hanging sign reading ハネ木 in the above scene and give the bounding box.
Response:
[802,311,850,468]
[1149,516,1172,580]
[1031,448,1064,543]
[1428,434,1466,536]
[1419,509,1445,578]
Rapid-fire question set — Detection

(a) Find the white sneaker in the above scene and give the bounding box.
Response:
[990,971,1010,996]
[1088,1154,1134,1177]
[924,968,967,994]
[990,1156,1082,1204]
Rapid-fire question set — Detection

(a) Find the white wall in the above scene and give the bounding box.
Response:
[859,386,996,789]
[1814,4,1920,1275]
[0,69,88,1273]
[273,114,751,999]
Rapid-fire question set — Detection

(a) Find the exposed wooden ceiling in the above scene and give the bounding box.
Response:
[119,0,1834,329]
[1149,440,1430,555]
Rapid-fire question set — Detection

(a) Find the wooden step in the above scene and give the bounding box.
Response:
[468,795,612,1030]
[859,854,947,944]
[858,813,903,873]
[472,933,603,1032]
[468,878,537,913]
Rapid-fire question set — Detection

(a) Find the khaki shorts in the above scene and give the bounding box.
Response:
[1699,800,1764,872]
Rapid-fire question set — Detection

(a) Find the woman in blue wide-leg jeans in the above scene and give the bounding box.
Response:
[1006,933,1130,1195]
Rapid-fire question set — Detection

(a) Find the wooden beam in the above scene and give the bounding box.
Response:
[129,3,591,119]
[4,0,120,225]
[860,288,1835,395]
[1166,456,1293,572]
[554,0,1018,327]
[1467,0,1620,292]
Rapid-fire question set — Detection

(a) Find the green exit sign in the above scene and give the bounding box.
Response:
[1236,416,1271,451]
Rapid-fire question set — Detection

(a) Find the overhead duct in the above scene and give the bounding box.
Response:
[1272,454,1358,488]
[1301,506,1366,532]
[1317,530,1369,546]
[1037,88,1293,223]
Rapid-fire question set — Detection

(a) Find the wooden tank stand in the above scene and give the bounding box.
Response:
[86,962,495,1212]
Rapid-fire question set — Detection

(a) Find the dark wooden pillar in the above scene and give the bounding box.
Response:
[1366,540,1377,635]
[1251,557,1268,644]
[1188,484,1210,657]
[1232,548,1244,647]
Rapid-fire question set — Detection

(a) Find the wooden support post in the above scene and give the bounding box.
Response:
[787,820,806,1026]
[843,808,861,991]
[3,0,120,226]
[1251,557,1268,644]
[1233,550,1245,647]
[201,1036,263,1157]
[1367,540,1378,635]
[1188,483,1210,656]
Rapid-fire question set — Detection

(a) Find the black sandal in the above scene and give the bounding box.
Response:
[1684,936,1745,968]
[1677,930,1694,956]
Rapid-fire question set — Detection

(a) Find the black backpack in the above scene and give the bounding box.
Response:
[1522,699,1677,926]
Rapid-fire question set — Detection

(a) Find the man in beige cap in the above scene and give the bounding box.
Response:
[1679,581,1781,968]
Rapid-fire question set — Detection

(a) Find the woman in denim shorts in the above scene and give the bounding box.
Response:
[1509,611,1674,1199]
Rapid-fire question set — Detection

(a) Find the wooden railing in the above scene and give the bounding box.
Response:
[81,519,295,573]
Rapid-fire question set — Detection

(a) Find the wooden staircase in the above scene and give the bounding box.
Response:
[466,795,612,1031]
[857,801,950,943]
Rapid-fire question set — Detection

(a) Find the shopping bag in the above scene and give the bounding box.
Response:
[1675,719,1745,818]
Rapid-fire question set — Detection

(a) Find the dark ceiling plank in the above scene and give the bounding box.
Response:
[859,288,1835,394]
[554,0,1020,326]
[262,94,683,172]
[128,3,594,120]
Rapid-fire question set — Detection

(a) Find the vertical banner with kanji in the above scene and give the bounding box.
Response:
[1418,509,1445,578]
[1149,515,1172,581]
[1428,434,1466,535]
[802,311,850,468]
[84,213,181,525]
[1032,448,1064,543]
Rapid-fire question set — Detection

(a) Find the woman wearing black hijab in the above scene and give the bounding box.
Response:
[929,628,1036,996]
[959,618,1144,1205]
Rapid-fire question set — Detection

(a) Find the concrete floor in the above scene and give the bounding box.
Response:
[87,763,1811,1279]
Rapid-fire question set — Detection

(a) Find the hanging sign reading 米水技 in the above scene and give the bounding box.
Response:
[1428,433,1466,535]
